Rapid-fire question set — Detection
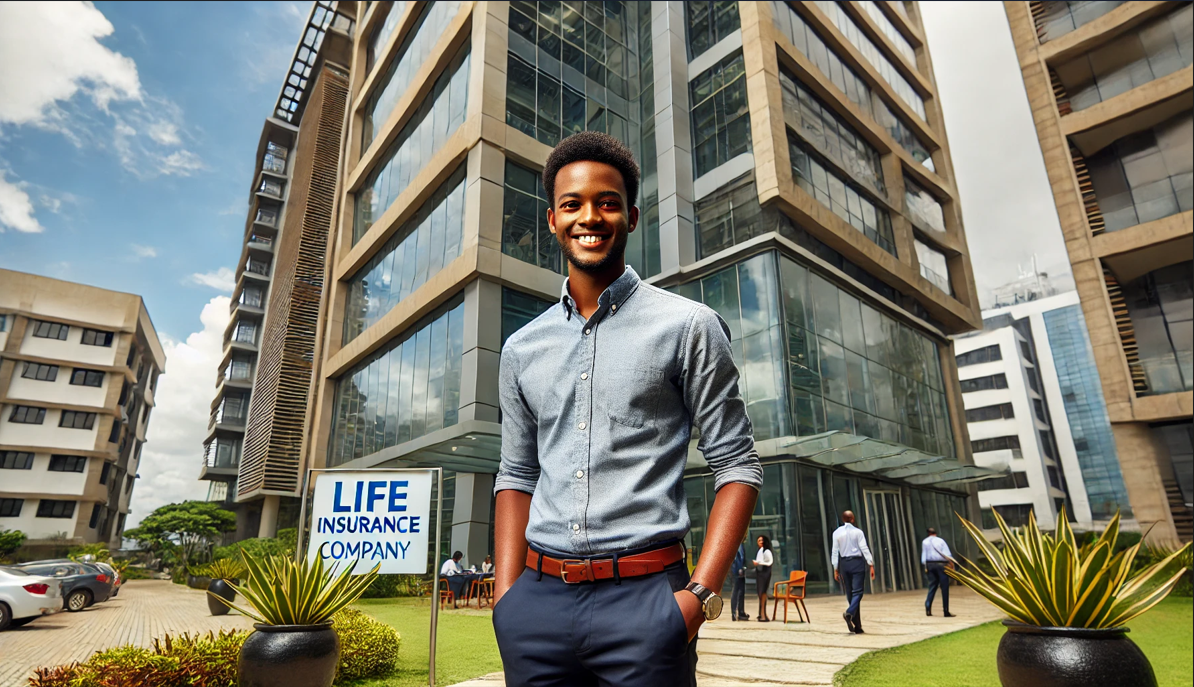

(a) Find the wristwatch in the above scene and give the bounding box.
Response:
[684,582,723,621]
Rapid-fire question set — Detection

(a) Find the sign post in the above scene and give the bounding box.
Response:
[296,467,443,686]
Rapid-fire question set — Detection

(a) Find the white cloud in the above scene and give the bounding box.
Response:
[189,267,236,293]
[39,195,63,214]
[158,149,206,176]
[0,170,44,233]
[130,244,157,259]
[129,296,230,527]
[146,120,180,146]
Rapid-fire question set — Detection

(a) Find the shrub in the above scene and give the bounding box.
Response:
[333,608,402,681]
[361,574,430,598]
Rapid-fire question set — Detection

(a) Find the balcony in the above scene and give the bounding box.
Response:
[256,177,285,201]
[253,206,279,231]
[199,439,240,480]
[247,233,274,254]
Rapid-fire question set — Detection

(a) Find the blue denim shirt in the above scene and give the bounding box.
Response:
[495,266,763,555]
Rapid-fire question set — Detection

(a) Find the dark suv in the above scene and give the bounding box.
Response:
[17,561,114,612]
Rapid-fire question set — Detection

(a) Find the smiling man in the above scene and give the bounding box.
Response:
[491,131,762,687]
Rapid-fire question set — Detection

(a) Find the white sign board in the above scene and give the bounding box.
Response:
[306,470,433,575]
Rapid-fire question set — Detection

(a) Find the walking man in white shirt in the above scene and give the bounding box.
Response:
[831,511,873,634]
[922,528,955,617]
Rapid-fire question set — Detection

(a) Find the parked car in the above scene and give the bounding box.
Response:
[93,562,122,596]
[0,566,63,630]
[16,561,113,612]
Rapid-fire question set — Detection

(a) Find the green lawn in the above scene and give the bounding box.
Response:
[835,597,1193,687]
[344,598,502,687]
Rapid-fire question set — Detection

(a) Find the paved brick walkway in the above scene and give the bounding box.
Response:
[449,587,1002,687]
[0,580,255,687]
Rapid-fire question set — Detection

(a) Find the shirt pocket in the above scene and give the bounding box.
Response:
[603,364,665,429]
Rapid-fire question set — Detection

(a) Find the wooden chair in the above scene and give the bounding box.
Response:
[474,578,495,608]
[771,571,810,624]
[438,577,455,610]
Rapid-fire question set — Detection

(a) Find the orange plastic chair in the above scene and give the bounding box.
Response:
[438,577,455,610]
[771,570,810,624]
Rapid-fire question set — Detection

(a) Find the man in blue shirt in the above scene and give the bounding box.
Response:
[922,528,955,617]
[831,511,874,634]
[730,540,750,621]
[491,132,762,687]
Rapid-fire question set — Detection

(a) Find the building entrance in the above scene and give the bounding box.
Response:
[864,490,916,593]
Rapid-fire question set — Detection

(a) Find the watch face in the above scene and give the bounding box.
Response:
[704,594,723,621]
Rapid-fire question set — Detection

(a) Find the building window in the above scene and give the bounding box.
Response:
[501,161,561,274]
[362,1,456,147]
[204,437,241,469]
[259,178,284,197]
[227,356,253,381]
[21,362,59,382]
[811,0,926,119]
[971,435,1021,453]
[246,258,270,277]
[365,1,408,73]
[914,239,951,294]
[993,503,1035,527]
[89,503,102,529]
[233,321,257,345]
[99,461,111,485]
[81,328,115,347]
[1123,263,1193,395]
[218,394,248,424]
[789,134,896,255]
[329,298,465,466]
[109,418,122,443]
[1,451,34,470]
[1035,1,1126,42]
[905,178,946,234]
[770,1,934,170]
[9,405,46,424]
[262,140,288,175]
[70,369,105,387]
[959,374,1008,393]
[1033,398,1049,423]
[695,173,768,259]
[59,411,97,430]
[255,207,278,227]
[685,1,740,60]
[957,344,1001,367]
[49,455,87,473]
[858,1,916,65]
[32,321,69,340]
[1020,338,1035,362]
[690,51,751,178]
[345,167,467,343]
[0,499,23,517]
[501,288,555,347]
[1086,113,1192,233]
[779,67,885,193]
[1054,6,1192,112]
[977,471,1030,491]
[0,314,6,332]
[354,44,471,244]
[36,499,75,519]
[966,403,1015,423]
[241,286,264,308]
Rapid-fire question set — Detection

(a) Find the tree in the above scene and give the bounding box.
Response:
[0,528,26,560]
[124,501,236,570]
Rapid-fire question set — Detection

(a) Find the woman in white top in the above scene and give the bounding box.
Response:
[752,534,774,622]
[481,554,494,574]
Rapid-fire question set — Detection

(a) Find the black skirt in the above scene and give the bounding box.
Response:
[756,565,772,594]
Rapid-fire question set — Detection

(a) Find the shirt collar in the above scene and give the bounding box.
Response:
[560,265,641,319]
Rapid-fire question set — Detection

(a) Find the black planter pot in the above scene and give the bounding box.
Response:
[186,574,212,590]
[239,622,340,687]
[997,620,1157,687]
[207,578,237,616]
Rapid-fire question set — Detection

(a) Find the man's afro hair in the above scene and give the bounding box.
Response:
[542,131,640,209]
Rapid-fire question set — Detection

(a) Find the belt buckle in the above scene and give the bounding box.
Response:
[559,559,593,584]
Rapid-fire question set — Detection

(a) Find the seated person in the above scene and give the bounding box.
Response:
[481,554,494,574]
[440,551,467,604]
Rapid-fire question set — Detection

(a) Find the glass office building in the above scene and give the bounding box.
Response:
[303,1,995,587]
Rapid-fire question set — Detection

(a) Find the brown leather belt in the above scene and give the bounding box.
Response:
[526,543,686,584]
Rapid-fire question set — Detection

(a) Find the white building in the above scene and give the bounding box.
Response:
[956,291,1132,532]
[0,270,166,549]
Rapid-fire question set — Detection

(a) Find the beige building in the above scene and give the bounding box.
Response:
[277,0,1003,593]
[1005,0,1192,542]
[0,270,165,549]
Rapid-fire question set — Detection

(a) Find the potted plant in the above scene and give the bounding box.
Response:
[203,558,246,616]
[186,566,213,590]
[210,554,378,687]
[948,510,1191,687]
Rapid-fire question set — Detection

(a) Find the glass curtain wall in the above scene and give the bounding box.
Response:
[1085,112,1192,233]
[770,1,934,171]
[690,51,751,178]
[365,1,407,73]
[362,2,461,146]
[1036,1,1126,43]
[502,287,555,346]
[344,166,466,343]
[624,0,660,278]
[1054,5,1192,112]
[914,239,951,295]
[904,177,946,235]
[685,1,740,60]
[1122,262,1193,395]
[858,1,916,65]
[354,45,471,243]
[328,298,466,465]
[502,161,561,274]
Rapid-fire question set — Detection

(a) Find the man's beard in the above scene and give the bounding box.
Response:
[559,229,629,274]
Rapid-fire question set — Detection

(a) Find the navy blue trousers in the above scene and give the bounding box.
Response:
[925,562,950,612]
[839,556,867,624]
[493,563,697,687]
[731,574,747,618]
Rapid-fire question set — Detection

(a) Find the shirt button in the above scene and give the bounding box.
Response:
[576,470,584,478]
[581,372,588,380]
[584,328,591,335]
[578,422,586,430]
[572,523,580,532]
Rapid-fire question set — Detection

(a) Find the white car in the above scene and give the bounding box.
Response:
[0,566,63,630]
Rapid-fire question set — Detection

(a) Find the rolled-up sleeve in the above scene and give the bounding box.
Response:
[494,345,540,495]
[681,305,763,492]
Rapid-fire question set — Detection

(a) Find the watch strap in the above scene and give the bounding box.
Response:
[685,581,711,602]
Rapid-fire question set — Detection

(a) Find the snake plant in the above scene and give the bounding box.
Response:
[203,558,246,581]
[208,553,379,625]
[947,509,1191,628]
